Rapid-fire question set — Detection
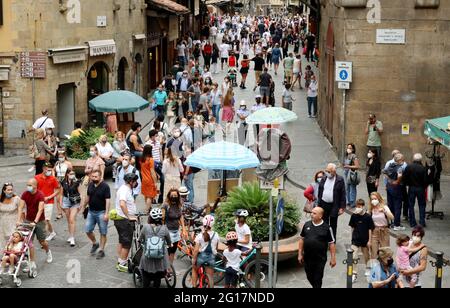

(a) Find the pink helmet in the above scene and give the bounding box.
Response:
[226,231,238,241]
[202,215,215,228]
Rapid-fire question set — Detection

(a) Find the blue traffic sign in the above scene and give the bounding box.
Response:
[276,198,285,235]
[339,70,348,81]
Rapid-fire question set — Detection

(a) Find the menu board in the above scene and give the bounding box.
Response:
[20,51,47,79]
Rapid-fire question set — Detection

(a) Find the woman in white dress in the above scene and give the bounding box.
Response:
[0,183,21,249]
[162,148,184,196]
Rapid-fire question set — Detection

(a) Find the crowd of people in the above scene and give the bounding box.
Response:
[0,11,441,289]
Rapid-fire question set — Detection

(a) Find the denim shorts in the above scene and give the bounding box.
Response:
[197,252,215,267]
[62,197,80,209]
[85,210,108,235]
[260,86,270,97]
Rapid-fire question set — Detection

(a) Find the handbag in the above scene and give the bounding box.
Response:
[347,170,361,185]
[68,194,81,205]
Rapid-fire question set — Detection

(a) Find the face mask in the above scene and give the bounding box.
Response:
[45,171,52,177]
[59,157,65,162]
[347,149,353,154]
[170,197,179,203]
[240,106,246,110]
[316,177,322,184]
[69,175,76,180]
[90,151,96,157]
[412,236,422,245]
[122,160,130,168]
[354,208,365,215]
[27,186,34,193]
[5,193,14,199]
[92,180,100,185]
[367,153,373,159]
[325,172,334,179]
[371,199,380,206]
[101,140,107,144]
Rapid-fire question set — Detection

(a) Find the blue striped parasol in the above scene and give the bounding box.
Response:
[185,141,260,171]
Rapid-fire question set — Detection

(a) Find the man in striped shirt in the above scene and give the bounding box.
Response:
[146,130,164,203]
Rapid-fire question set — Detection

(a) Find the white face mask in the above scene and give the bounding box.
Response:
[412,236,422,245]
[354,208,365,215]
[371,199,380,206]
[367,153,373,159]
[69,175,76,180]
[347,149,353,154]
[45,171,52,177]
[122,160,130,168]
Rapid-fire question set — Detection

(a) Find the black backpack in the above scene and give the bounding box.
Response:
[385,163,401,181]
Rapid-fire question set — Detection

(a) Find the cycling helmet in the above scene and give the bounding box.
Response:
[150,208,163,220]
[202,215,215,228]
[235,209,249,217]
[124,173,139,184]
[226,231,238,241]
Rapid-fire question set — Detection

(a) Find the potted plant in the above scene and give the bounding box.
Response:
[215,182,301,260]
[64,127,114,173]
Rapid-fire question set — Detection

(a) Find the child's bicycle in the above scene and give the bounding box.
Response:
[181,241,270,288]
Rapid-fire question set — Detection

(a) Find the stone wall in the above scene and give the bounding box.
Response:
[0,0,147,154]
[318,0,450,170]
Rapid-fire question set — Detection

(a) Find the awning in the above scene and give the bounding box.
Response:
[148,0,190,15]
[48,46,88,64]
[424,116,450,150]
[87,39,117,57]
[133,34,146,40]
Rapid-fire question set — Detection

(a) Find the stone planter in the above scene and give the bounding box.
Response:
[218,231,299,262]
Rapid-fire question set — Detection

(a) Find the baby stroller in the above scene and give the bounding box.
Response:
[227,68,238,87]
[128,213,177,288]
[0,224,37,288]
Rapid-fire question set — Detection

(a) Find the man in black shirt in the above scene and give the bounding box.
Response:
[81,170,111,259]
[251,54,266,90]
[298,207,336,288]
[403,153,428,228]
[349,199,375,282]
[257,68,272,106]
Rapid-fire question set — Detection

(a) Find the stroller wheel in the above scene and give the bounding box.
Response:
[15,278,22,288]
[133,268,143,288]
[29,270,37,279]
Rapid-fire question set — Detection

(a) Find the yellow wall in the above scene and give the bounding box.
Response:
[0,0,13,52]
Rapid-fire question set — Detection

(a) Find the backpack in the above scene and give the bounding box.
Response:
[385,162,401,181]
[143,226,165,259]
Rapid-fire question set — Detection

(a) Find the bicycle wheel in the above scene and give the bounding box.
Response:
[182,266,195,288]
[214,252,226,285]
[164,264,177,288]
[243,259,270,288]
[133,267,143,288]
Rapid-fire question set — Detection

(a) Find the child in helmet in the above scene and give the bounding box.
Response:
[223,231,242,288]
[235,209,253,252]
[192,215,219,288]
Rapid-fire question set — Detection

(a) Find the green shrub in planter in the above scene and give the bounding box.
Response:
[64,127,114,160]
[215,182,301,241]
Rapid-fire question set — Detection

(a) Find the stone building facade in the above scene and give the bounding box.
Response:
[0,0,149,155]
[317,0,450,168]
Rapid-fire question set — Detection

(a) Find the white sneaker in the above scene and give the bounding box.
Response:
[352,274,357,283]
[393,226,406,231]
[30,262,37,271]
[28,166,35,173]
[69,238,76,247]
[46,250,53,264]
[365,269,371,277]
[67,238,72,243]
[46,232,57,241]
[8,267,15,275]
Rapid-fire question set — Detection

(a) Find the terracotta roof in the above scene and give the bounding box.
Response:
[149,0,190,14]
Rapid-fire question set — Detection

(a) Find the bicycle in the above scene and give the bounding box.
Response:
[128,213,176,288]
[182,242,270,288]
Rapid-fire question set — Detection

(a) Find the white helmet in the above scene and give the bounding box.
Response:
[150,208,163,220]
[236,209,249,217]
[202,215,215,228]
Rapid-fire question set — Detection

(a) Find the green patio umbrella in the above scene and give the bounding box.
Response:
[89,90,149,113]
[424,116,450,150]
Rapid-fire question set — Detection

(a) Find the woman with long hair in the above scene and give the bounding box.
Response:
[221,88,235,126]
[366,148,382,195]
[368,192,394,263]
[162,148,184,196]
[60,169,82,247]
[163,189,186,265]
[0,183,20,249]
[140,145,158,212]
